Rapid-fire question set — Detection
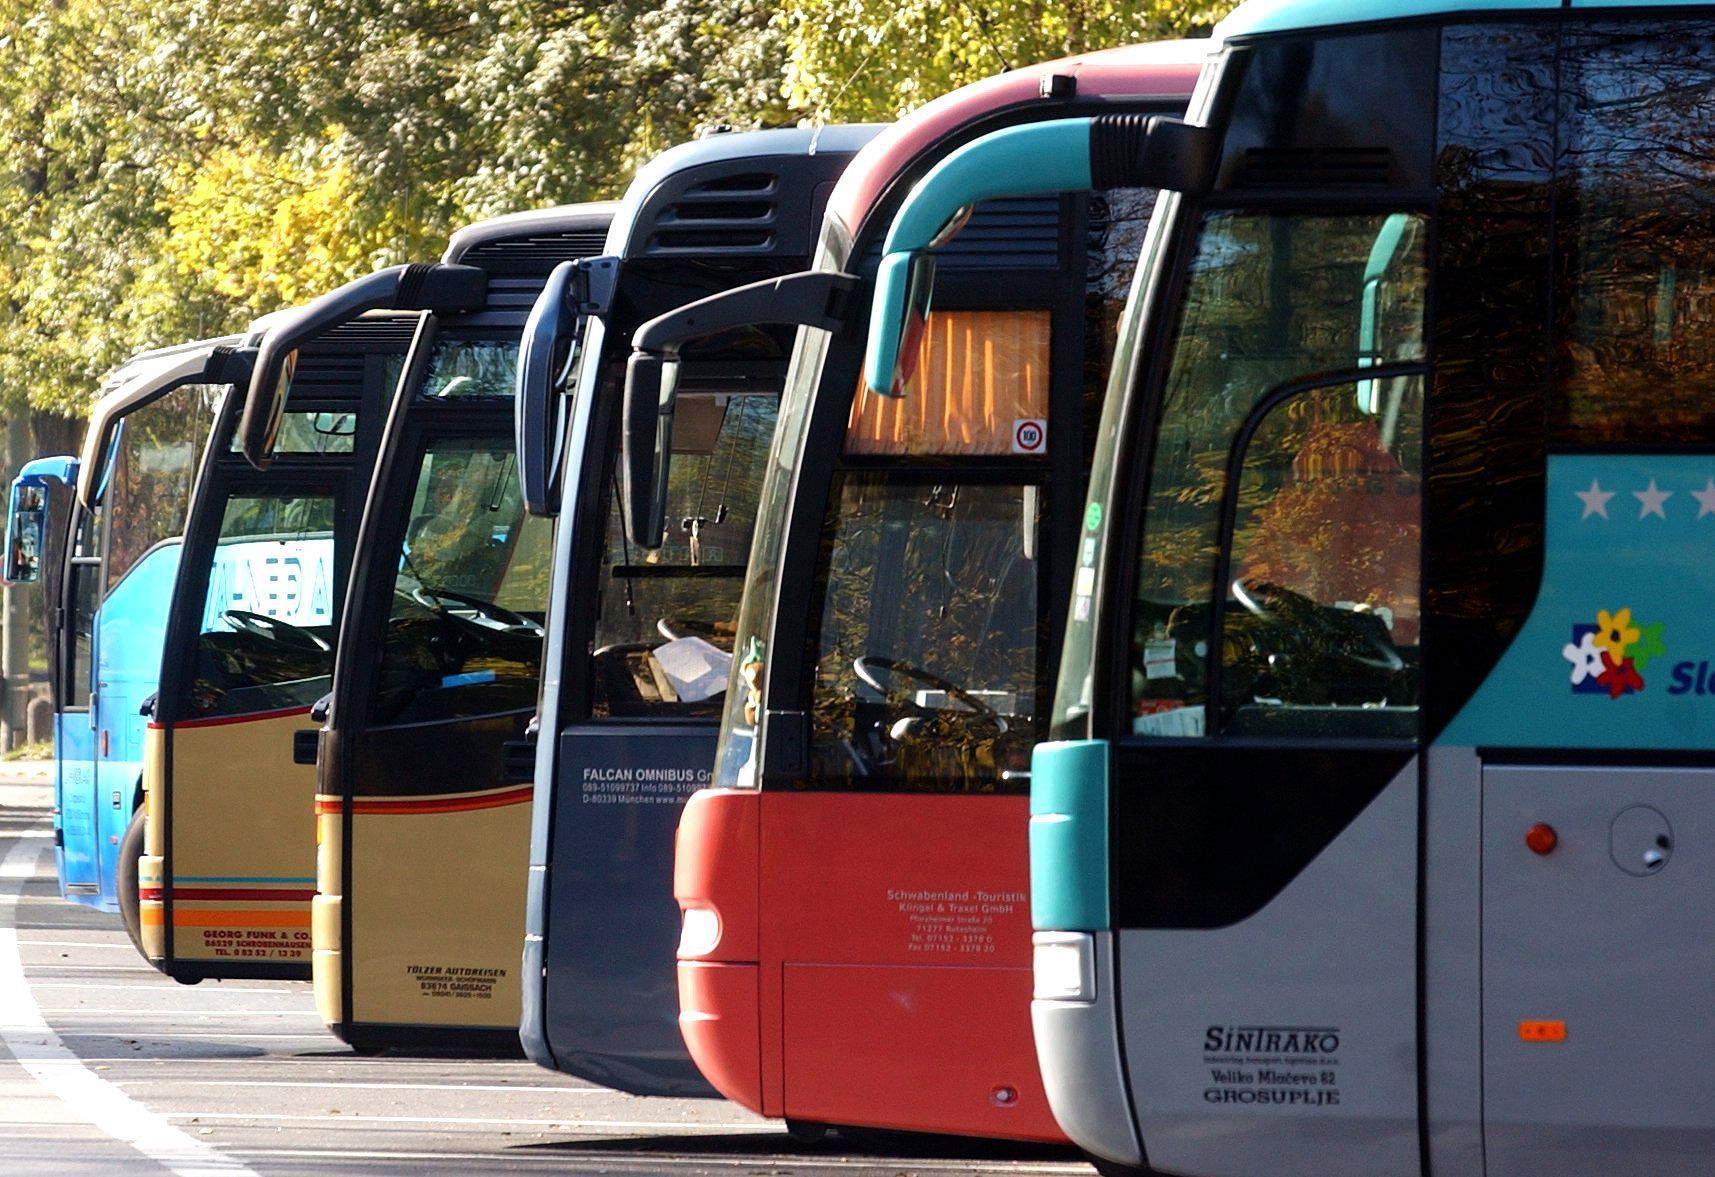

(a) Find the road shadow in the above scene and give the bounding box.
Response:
[517,1128,1079,1162]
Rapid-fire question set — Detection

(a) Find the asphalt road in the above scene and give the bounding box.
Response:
[0,771,1093,1176]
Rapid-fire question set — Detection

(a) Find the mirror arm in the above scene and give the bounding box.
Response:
[240,262,489,469]
[621,271,858,549]
[631,271,858,356]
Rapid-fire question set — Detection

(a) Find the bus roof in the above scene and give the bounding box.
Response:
[825,39,1207,238]
[441,202,622,266]
[1215,0,1706,41]
[604,124,885,257]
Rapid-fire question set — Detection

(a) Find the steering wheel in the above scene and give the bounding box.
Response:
[851,655,1007,734]
[412,586,543,636]
[224,610,330,652]
[1230,577,1404,672]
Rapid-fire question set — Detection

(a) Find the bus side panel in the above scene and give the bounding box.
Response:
[1481,764,1715,1176]
[158,709,315,971]
[91,539,182,908]
[344,787,531,1029]
[1115,765,1420,1177]
[539,725,718,1097]
[53,712,100,904]
[760,791,1062,1142]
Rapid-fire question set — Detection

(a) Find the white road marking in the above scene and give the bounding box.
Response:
[0,829,261,1176]
[118,1078,616,1094]
[38,1008,322,1016]
[31,983,302,993]
[223,1148,1085,1173]
[58,1031,332,1041]
[17,963,164,972]
[167,1112,769,1131]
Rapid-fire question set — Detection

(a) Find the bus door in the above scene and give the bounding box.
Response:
[54,503,103,899]
[85,381,221,908]
[548,368,777,1094]
[330,334,550,1044]
[1448,22,1715,1173]
[143,465,347,976]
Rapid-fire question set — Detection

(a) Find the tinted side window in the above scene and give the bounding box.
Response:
[1555,22,1715,443]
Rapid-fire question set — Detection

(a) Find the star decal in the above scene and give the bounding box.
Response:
[1634,479,1672,520]
[1576,479,1614,519]
[1694,479,1715,519]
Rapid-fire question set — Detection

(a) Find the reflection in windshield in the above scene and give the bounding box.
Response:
[105,383,223,592]
[419,340,518,400]
[592,392,778,718]
[192,492,337,718]
[373,435,550,726]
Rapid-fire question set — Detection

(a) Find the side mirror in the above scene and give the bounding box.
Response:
[864,252,937,397]
[1357,213,1416,413]
[516,256,619,517]
[861,113,1217,395]
[619,270,858,548]
[622,352,681,548]
[240,262,488,469]
[3,476,50,585]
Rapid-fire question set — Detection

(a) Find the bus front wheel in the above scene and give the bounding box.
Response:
[116,809,145,957]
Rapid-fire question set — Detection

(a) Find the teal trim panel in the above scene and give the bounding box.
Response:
[865,251,913,397]
[1220,0,1715,41]
[1030,739,1111,931]
[1218,0,1559,40]
[864,118,1095,394]
[1442,453,1715,750]
[881,120,1096,254]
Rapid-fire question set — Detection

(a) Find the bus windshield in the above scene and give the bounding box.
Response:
[192,491,338,718]
[593,389,778,718]
[1058,208,1430,739]
[372,434,548,725]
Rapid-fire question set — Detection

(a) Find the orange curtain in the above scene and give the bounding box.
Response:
[845,309,1051,455]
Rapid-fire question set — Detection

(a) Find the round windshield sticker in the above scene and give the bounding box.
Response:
[1012,418,1047,454]
[1085,502,1104,531]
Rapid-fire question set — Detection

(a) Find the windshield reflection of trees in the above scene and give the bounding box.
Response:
[373,441,549,726]
[592,394,776,719]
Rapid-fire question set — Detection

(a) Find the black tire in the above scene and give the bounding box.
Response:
[1086,1154,1155,1177]
[785,1120,831,1144]
[116,807,146,958]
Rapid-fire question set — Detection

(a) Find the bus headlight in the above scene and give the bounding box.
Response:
[1033,931,1095,1003]
[678,904,723,959]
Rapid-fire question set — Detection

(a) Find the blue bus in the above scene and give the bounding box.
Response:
[6,341,243,930]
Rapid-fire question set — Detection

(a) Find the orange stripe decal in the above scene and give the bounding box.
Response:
[334,785,536,816]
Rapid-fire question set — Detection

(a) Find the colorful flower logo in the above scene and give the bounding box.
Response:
[1564,607,1662,698]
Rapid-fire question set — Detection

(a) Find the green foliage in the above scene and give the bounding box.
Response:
[778,0,1237,119]
[0,0,1233,417]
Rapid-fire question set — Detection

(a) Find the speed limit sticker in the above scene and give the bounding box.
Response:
[1012,418,1047,454]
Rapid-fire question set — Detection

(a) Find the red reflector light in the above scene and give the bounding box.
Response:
[1525,823,1558,855]
[1519,1020,1567,1043]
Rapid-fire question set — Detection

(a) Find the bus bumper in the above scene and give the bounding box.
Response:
[310,893,343,1027]
[1032,930,1145,1167]
[519,860,555,1070]
[677,960,761,1113]
[138,854,166,963]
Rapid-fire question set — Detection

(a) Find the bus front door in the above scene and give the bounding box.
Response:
[142,479,343,979]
